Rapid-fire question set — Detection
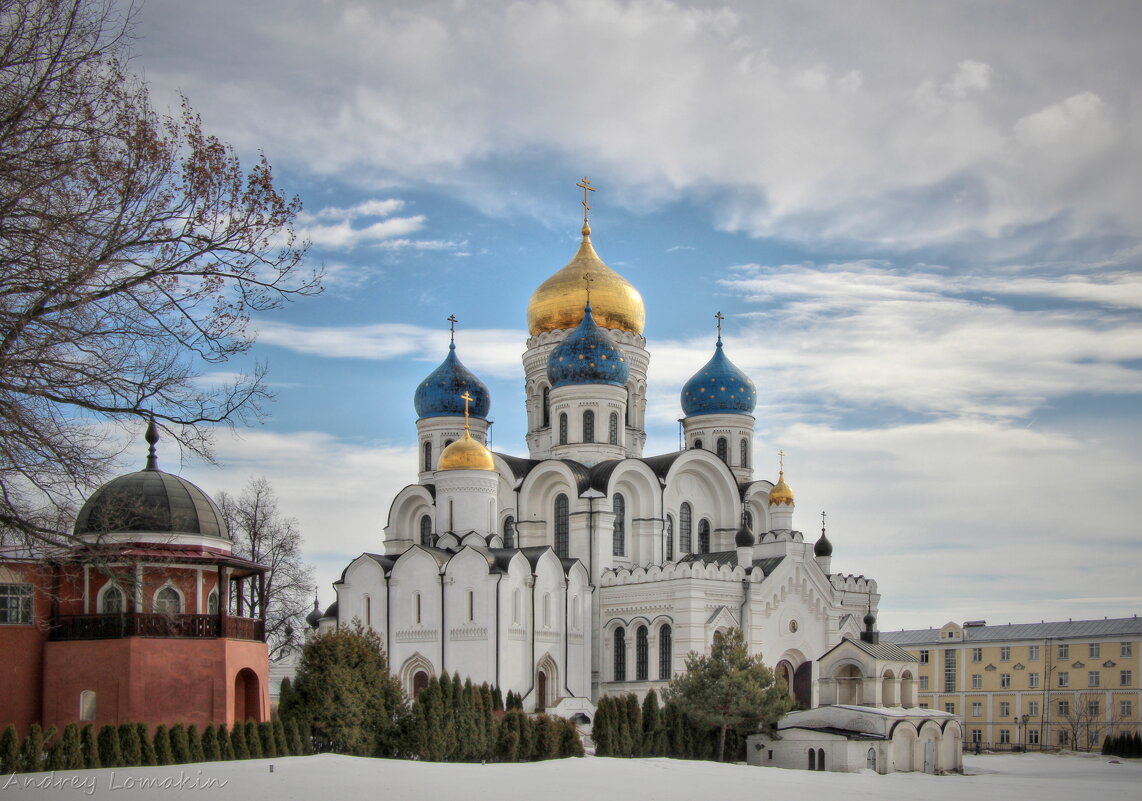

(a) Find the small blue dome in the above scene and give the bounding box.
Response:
[547,304,630,388]
[681,340,756,417]
[414,344,490,420]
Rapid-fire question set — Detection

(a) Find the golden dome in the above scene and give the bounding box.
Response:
[437,430,496,472]
[768,471,795,506]
[527,234,645,336]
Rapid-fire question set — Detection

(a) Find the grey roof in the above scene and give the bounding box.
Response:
[74,468,228,539]
[881,617,1142,646]
[822,636,918,663]
[493,452,538,481]
[677,551,784,577]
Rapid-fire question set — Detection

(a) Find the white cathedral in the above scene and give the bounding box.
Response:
[318,192,881,723]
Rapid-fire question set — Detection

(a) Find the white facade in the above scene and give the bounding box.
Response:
[327,221,883,720]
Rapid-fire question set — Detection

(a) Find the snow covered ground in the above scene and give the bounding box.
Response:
[4,751,1138,800]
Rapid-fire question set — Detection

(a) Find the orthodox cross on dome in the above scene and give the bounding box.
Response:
[715,310,724,344]
[460,390,473,431]
[447,313,458,345]
[583,271,594,305]
[778,449,785,473]
[821,510,827,534]
[577,176,596,235]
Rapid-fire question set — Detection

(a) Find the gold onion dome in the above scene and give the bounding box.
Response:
[768,471,795,506]
[527,232,645,336]
[437,430,496,472]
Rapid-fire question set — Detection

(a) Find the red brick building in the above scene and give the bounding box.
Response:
[0,423,269,733]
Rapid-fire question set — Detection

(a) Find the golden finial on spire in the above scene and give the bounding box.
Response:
[715,311,724,344]
[460,390,473,432]
[769,449,794,506]
[576,176,596,237]
[447,313,458,345]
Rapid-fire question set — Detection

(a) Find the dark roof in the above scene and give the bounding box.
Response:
[780,725,884,741]
[74,468,228,539]
[881,617,1142,646]
[677,552,784,577]
[639,452,684,480]
[823,636,918,663]
[493,452,538,481]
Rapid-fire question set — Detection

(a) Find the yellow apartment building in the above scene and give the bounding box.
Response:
[881,617,1142,750]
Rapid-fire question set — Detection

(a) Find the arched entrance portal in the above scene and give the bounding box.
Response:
[413,671,429,698]
[234,668,261,722]
[536,672,547,712]
[793,662,813,708]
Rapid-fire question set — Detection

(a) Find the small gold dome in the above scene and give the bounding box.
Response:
[437,431,496,472]
[768,471,795,506]
[527,235,645,336]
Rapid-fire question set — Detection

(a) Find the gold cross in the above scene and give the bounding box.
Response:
[576,176,596,228]
[583,271,594,305]
[447,314,458,343]
[715,311,724,342]
[460,390,473,430]
[778,449,785,472]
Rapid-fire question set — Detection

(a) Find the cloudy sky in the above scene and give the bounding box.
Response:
[127,0,1142,631]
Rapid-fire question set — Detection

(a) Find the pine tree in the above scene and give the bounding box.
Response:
[258,722,277,758]
[230,723,249,760]
[559,717,585,757]
[459,678,478,760]
[0,725,20,774]
[534,715,558,760]
[642,689,663,756]
[168,724,189,764]
[244,721,262,758]
[219,725,235,761]
[278,677,296,719]
[1131,731,1141,758]
[272,720,289,757]
[80,725,101,769]
[45,730,66,772]
[495,712,520,762]
[136,723,156,766]
[591,696,611,756]
[492,685,504,712]
[97,724,121,768]
[117,723,142,767]
[201,725,221,762]
[58,723,83,771]
[187,725,204,763]
[285,719,303,757]
[466,679,486,760]
[297,720,314,755]
[625,693,643,757]
[153,725,173,766]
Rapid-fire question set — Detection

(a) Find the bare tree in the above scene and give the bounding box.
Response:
[218,476,313,660]
[1058,693,1111,752]
[0,0,320,547]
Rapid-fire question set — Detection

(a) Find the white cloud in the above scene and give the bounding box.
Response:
[299,214,427,249]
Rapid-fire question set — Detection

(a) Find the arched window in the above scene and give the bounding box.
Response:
[665,515,675,561]
[636,625,649,681]
[101,584,124,614]
[680,503,692,553]
[79,690,96,722]
[625,388,632,427]
[207,589,219,615]
[808,750,816,770]
[716,437,728,463]
[554,494,569,558]
[414,592,422,624]
[612,493,625,556]
[699,519,711,553]
[583,409,594,443]
[364,594,372,626]
[659,625,673,680]
[542,386,550,428]
[467,590,475,622]
[614,627,627,681]
[413,671,429,698]
[558,413,568,445]
[693,438,703,450]
[818,748,826,771]
[609,412,619,445]
[502,515,516,548]
[419,514,433,546]
[740,438,749,468]
[444,439,454,448]
[155,586,181,615]
[422,440,432,472]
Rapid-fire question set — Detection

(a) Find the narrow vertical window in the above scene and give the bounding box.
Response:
[79,691,96,722]
[543,593,551,628]
[659,625,672,680]
[680,503,692,553]
[467,590,474,622]
[503,515,516,548]
[423,440,432,472]
[207,589,219,615]
[740,438,749,468]
[625,388,631,427]
[698,519,710,553]
[636,626,649,681]
[419,514,432,546]
[614,627,627,681]
[583,409,595,443]
[512,589,521,624]
[716,437,728,463]
[612,493,626,557]
[559,413,568,445]
[554,494,569,558]
[542,386,550,428]
[414,592,422,624]
[364,595,371,626]
[665,515,675,561]
[609,412,619,445]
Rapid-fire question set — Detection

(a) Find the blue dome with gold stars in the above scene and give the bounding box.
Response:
[414,343,490,420]
[547,303,630,388]
[681,339,756,417]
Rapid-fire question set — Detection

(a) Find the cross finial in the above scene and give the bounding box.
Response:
[821,510,827,534]
[715,311,724,344]
[447,314,458,345]
[576,176,596,236]
[778,449,785,473]
[460,391,473,432]
[583,271,594,306]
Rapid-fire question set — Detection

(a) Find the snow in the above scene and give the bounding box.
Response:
[4,751,1139,800]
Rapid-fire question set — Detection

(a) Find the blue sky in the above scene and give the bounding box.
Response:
[127,0,1142,631]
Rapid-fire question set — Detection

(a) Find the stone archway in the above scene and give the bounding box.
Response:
[234,668,261,722]
[793,662,813,709]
